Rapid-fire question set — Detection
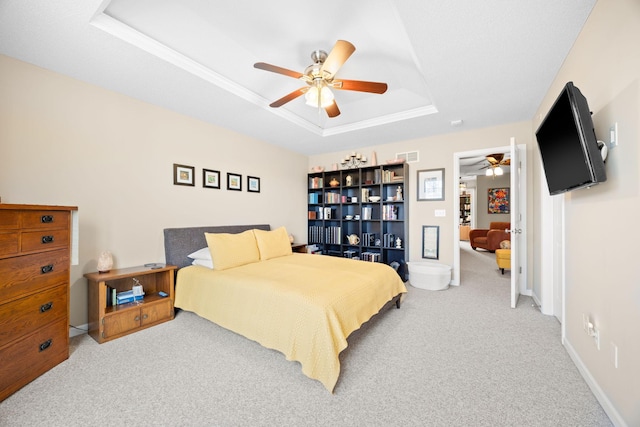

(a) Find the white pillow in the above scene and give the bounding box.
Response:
[188,247,212,261]
[191,259,214,269]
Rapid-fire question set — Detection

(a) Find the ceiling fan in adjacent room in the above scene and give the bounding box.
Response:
[483,153,511,176]
[254,40,388,118]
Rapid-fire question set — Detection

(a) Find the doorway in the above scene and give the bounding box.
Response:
[452,141,527,307]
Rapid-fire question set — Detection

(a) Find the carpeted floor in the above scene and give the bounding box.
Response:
[0,242,612,426]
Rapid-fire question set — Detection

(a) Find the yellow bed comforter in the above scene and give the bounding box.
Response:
[174,253,406,392]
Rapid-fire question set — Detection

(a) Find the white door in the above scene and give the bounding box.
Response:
[509,138,526,308]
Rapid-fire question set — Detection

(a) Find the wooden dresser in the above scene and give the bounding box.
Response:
[0,204,77,401]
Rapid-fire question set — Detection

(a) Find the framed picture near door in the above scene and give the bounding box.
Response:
[417,168,445,201]
[488,188,510,214]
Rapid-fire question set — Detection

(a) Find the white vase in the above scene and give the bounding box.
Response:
[371,151,378,166]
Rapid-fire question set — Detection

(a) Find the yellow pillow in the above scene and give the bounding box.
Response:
[254,227,292,260]
[205,230,260,270]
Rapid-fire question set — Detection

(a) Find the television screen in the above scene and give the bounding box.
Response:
[535,82,606,195]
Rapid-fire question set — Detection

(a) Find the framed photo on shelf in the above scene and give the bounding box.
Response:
[422,225,440,259]
[173,164,195,186]
[417,168,445,201]
[227,172,242,191]
[247,176,260,193]
[488,188,510,214]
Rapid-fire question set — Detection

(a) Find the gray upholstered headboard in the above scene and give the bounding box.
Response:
[163,224,270,269]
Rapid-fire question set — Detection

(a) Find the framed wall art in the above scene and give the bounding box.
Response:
[173,163,195,186]
[203,169,220,189]
[488,188,510,214]
[417,168,445,201]
[422,225,440,259]
[247,176,260,193]
[227,172,242,191]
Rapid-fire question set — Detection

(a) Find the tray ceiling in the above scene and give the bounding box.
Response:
[0,0,596,155]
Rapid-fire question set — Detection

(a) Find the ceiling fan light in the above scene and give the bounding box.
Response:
[485,168,493,177]
[305,84,334,108]
[494,166,504,176]
[305,87,319,106]
[319,85,334,107]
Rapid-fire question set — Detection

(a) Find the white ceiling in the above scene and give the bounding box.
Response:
[0,0,596,156]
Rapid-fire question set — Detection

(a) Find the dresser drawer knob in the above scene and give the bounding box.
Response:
[41,264,54,274]
[41,235,55,244]
[41,215,54,223]
[40,301,53,313]
[39,339,52,352]
[142,314,148,320]
[134,316,140,322]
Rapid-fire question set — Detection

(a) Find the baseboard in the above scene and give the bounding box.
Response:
[69,323,89,338]
[563,338,627,427]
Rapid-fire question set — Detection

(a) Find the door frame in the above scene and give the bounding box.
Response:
[452,143,528,300]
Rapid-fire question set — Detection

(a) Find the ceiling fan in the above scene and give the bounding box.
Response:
[482,153,510,176]
[254,40,388,118]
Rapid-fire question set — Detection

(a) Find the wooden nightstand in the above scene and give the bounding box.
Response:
[291,243,307,253]
[85,265,176,344]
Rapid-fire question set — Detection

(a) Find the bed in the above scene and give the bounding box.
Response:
[163,224,407,392]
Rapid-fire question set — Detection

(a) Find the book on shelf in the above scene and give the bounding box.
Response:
[361,251,381,262]
[309,176,323,189]
[116,289,145,305]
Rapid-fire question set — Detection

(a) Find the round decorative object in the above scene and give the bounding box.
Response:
[329,178,339,187]
[368,196,381,202]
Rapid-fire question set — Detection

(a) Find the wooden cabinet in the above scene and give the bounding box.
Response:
[85,265,176,344]
[0,203,77,402]
[307,163,408,267]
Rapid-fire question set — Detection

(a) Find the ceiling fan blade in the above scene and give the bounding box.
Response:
[269,87,308,108]
[332,79,388,94]
[502,159,511,166]
[325,101,340,118]
[321,40,355,78]
[254,62,304,79]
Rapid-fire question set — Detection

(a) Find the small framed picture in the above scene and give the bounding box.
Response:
[227,172,242,191]
[417,168,445,201]
[422,225,440,259]
[247,176,260,193]
[173,164,195,186]
[203,169,220,189]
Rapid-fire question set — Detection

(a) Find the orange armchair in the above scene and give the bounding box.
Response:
[469,222,510,252]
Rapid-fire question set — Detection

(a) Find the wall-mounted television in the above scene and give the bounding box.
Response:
[535,81,606,195]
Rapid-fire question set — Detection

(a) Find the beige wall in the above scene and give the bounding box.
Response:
[532,0,640,424]
[308,121,534,278]
[0,55,309,327]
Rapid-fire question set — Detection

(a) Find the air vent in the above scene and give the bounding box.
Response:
[396,151,419,163]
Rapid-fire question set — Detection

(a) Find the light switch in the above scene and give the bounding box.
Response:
[609,122,618,148]
[435,209,446,217]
